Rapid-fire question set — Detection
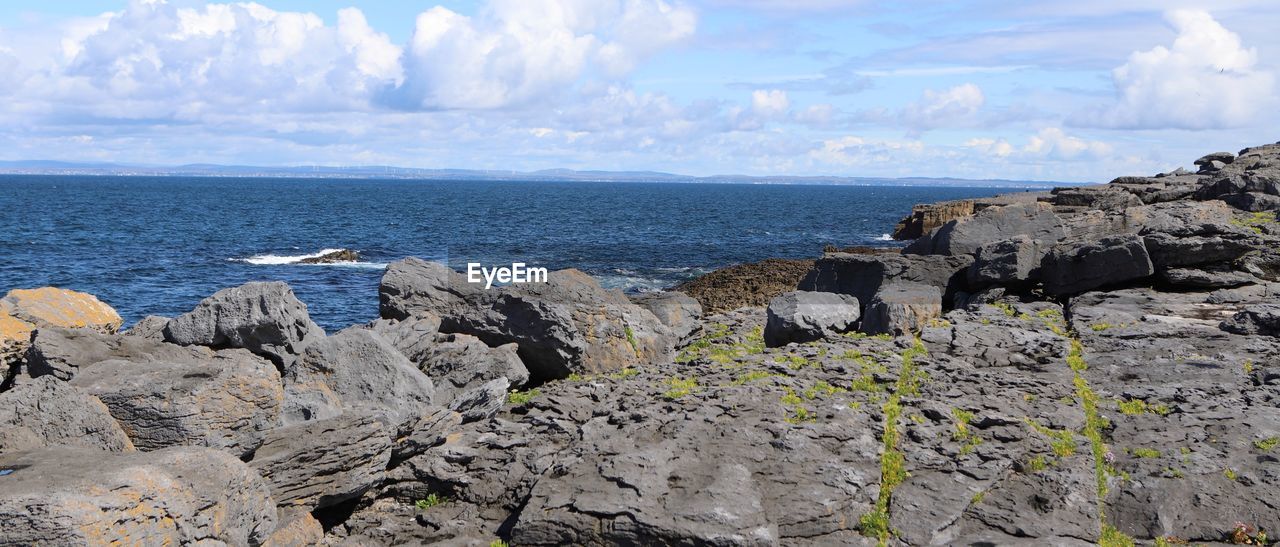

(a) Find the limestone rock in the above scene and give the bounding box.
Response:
[1041,235,1154,296]
[800,251,972,307]
[905,202,1066,257]
[0,446,277,545]
[861,282,942,335]
[262,513,324,547]
[447,377,510,423]
[630,291,704,345]
[164,281,323,367]
[763,291,860,347]
[282,328,434,427]
[1,287,122,334]
[968,235,1044,286]
[0,376,133,454]
[122,315,169,340]
[418,333,528,404]
[70,349,283,457]
[26,326,220,381]
[249,412,392,512]
[380,258,675,380]
[1160,267,1256,289]
[1220,304,1280,337]
[674,258,816,314]
[365,313,442,365]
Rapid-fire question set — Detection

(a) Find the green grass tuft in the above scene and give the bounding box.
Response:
[506,388,539,405]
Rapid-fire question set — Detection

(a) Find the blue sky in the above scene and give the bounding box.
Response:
[0,1,1277,182]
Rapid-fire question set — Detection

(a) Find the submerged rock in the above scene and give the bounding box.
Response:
[298,248,360,264]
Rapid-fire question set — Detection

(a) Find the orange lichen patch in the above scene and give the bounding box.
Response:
[0,311,33,346]
[1,287,123,333]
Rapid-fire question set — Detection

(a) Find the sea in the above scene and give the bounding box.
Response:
[0,176,1024,331]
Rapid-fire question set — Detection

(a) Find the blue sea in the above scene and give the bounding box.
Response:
[0,176,1017,331]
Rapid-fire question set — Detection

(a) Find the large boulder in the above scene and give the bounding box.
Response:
[904,202,1066,256]
[1142,233,1254,269]
[379,258,675,380]
[0,446,276,545]
[763,291,860,347]
[1220,304,1280,337]
[861,282,942,335]
[0,376,133,454]
[1,287,123,385]
[164,281,324,367]
[967,235,1044,286]
[282,328,434,427]
[365,313,443,365]
[417,333,528,404]
[122,315,169,340]
[630,291,704,345]
[1046,186,1142,211]
[1160,267,1256,289]
[249,412,392,513]
[26,326,221,381]
[447,377,511,423]
[799,252,972,307]
[1040,235,1155,296]
[69,349,283,457]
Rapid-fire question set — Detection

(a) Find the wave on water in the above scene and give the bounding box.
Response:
[233,248,387,269]
[876,233,894,241]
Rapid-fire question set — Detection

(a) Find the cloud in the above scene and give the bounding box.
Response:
[967,127,1112,160]
[1079,9,1274,129]
[902,83,985,130]
[750,89,789,118]
[385,0,696,110]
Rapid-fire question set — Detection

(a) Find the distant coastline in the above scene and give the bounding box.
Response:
[0,160,1073,189]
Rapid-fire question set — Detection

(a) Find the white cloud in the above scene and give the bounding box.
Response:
[902,83,984,130]
[750,89,789,118]
[794,103,834,127]
[966,128,1112,161]
[809,135,926,167]
[1083,9,1274,129]
[387,0,696,110]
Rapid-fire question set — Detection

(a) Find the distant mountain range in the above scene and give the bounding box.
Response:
[0,160,1075,188]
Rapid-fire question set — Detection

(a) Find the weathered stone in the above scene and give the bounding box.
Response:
[448,377,510,423]
[262,513,324,547]
[418,333,528,404]
[122,315,169,340]
[390,407,462,464]
[1222,191,1280,212]
[630,291,704,345]
[674,258,816,314]
[0,376,133,454]
[1195,151,1235,166]
[905,202,1066,256]
[0,447,277,545]
[164,281,323,367]
[763,291,860,347]
[26,326,220,381]
[968,235,1044,286]
[1047,186,1142,211]
[1,287,122,334]
[1041,235,1154,296]
[365,313,442,364]
[1160,267,1256,289]
[70,349,283,457]
[249,412,392,512]
[1220,304,1280,337]
[282,328,433,427]
[800,251,972,308]
[1142,233,1254,269]
[380,258,675,380]
[893,198,976,240]
[862,282,942,335]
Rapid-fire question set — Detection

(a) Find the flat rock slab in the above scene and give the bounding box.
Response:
[1041,235,1154,296]
[0,375,133,454]
[26,326,221,381]
[70,348,283,457]
[0,446,276,545]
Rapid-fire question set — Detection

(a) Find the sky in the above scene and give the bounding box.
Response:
[0,1,1277,182]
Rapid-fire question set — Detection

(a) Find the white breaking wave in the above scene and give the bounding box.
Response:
[234,248,385,268]
[876,233,894,241]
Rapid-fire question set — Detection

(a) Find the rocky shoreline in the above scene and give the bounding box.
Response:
[2,142,1280,546]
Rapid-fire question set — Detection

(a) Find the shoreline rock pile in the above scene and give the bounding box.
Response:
[2,142,1279,546]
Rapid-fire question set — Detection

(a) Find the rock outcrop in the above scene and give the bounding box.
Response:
[380,258,675,380]
[0,447,277,545]
[763,291,860,346]
[800,251,972,306]
[164,281,324,367]
[0,376,133,454]
[1,287,123,386]
[861,282,942,335]
[673,258,815,313]
[249,412,392,513]
[282,328,434,427]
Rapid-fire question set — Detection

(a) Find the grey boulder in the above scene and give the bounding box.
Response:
[249,412,392,513]
[968,235,1045,286]
[861,282,942,335]
[379,258,675,380]
[1220,304,1280,337]
[0,446,277,545]
[0,376,133,454]
[69,349,283,458]
[26,326,221,381]
[1041,235,1155,296]
[800,252,972,308]
[282,328,434,427]
[1160,267,1256,289]
[164,281,324,367]
[418,332,528,405]
[364,313,442,365]
[122,315,169,340]
[630,291,704,345]
[905,201,1066,256]
[447,377,511,423]
[763,291,860,347]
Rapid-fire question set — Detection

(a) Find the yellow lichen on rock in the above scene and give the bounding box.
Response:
[1,287,123,333]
